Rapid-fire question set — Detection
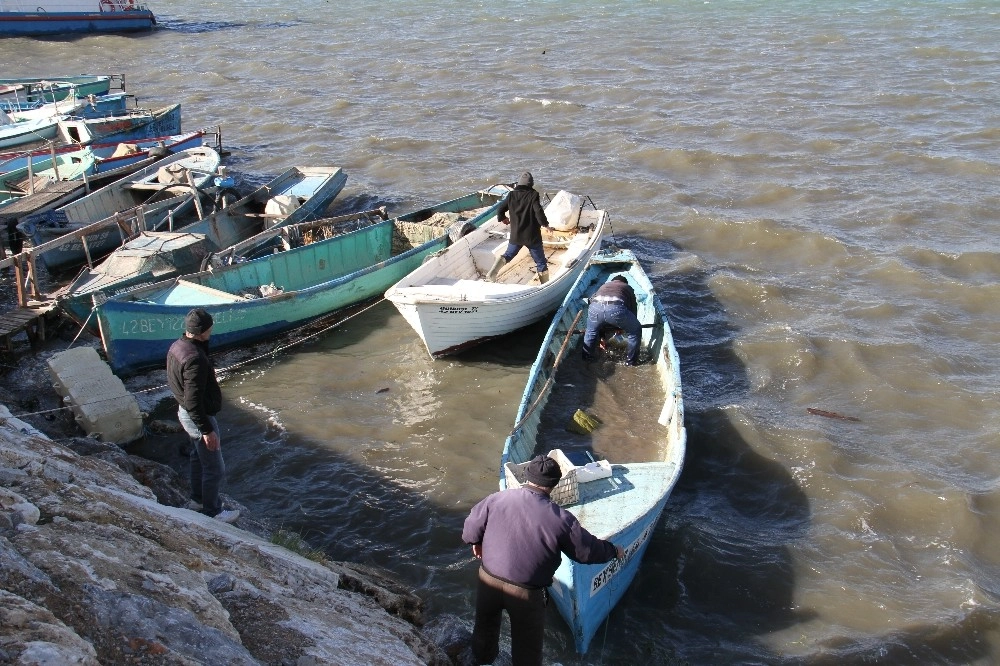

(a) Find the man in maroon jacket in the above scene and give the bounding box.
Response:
[462,455,623,665]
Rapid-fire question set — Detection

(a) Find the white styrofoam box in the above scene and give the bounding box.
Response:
[49,348,143,444]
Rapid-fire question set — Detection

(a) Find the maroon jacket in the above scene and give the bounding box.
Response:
[462,486,617,588]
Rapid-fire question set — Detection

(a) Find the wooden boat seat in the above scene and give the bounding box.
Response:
[127,182,192,192]
[163,280,245,305]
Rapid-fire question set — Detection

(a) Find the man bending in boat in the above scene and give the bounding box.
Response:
[582,275,642,366]
[462,455,623,665]
[486,171,551,284]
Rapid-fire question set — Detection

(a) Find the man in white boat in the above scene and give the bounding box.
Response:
[582,275,643,366]
[486,171,551,284]
[462,455,623,665]
[166,308,240,524]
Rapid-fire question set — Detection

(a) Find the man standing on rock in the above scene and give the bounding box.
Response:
[166,308,239,524]
[462,455,623,665]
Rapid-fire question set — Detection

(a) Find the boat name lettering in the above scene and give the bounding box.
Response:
[119,310,240,336]
[589,524,653,597]
[438,306,479,314]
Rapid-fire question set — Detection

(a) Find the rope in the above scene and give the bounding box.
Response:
[508,308,585,436]
[10,298,388,421]
[213,297,385,376]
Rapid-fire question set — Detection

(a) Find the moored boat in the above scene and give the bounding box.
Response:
[0,75,118,102]
[2,92,132,123]
[499,247,686,653]
[17,146,223,273]
[58,165,351,333]
[0,129,207,174]
[92,188,506,375]
[55,103,181,146]
[0,3,155,37]
[1,148,102,205]
[384,189,607,357]
[0,113,63,150]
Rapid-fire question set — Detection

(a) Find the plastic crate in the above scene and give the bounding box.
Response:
[503,449,580,506]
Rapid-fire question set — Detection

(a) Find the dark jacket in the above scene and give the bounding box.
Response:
[593,280,638,315]
[166,336,222,435]
[497,185,548,247]
[462,486,618,588]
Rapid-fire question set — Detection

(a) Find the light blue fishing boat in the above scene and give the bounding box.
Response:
[0,129,205,174]
[17,145,223,273]
[93,188,508,375]
[499,247,686,653]
[57,166,353,333]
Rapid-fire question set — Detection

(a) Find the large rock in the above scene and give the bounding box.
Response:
[0,405,449,665]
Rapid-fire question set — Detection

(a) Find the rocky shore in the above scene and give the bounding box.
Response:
[0,399,470,665]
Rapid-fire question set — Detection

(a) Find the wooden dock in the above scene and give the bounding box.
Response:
[0,301,58,352]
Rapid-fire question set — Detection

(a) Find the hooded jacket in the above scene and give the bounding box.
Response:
[497,184,549,247]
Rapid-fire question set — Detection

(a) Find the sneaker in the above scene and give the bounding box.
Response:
[184,500,203,511]
[213,509,240,524]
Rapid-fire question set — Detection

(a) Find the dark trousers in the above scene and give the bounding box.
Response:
[177,409,225,517]
[471,567,546,666]
[5,219,23,255]
[502,241,548,273]
[582,300,642,365]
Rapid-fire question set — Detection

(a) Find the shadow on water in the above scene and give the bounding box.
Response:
[152,20,301,34]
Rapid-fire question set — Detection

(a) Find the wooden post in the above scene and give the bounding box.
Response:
[13,255,26,307]
[49,144,59,181]
[27,155,35,195]
[186,170,204,220]
[81,234,94,268]
[27,252,40,301]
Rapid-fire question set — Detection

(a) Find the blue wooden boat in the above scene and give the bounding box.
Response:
[93,188,508,375]
[499,247,686,653]
[0,4,154,37]
[58,167,353,333]
[55,103,181,146]
[17,146,223,273]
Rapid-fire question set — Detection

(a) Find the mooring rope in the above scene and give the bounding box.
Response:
[8,298,388,420]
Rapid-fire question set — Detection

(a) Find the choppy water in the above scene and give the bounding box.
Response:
[3,1,999,663]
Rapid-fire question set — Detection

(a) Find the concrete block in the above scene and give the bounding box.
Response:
[47,348,144,445]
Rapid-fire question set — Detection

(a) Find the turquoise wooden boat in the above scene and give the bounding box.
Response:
[1,148,101,204]
[0,76,116,103]
[94,188,508,375]
[499,247,686,653]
